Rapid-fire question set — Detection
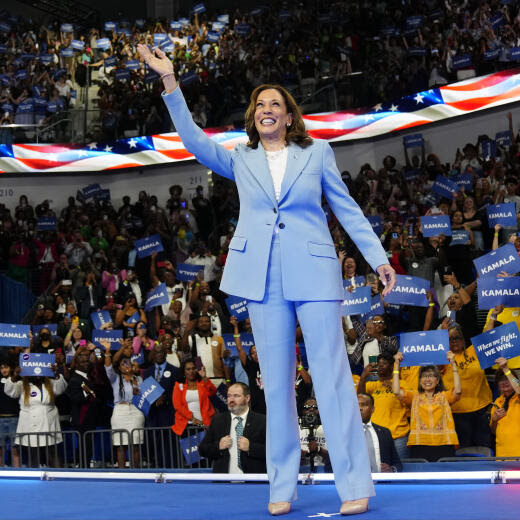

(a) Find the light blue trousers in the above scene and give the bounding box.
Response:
[247,237,375,503]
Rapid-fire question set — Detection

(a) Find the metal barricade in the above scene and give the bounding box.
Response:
[131,426,178,469]
[12,430,81,468]
[83,428,130,468]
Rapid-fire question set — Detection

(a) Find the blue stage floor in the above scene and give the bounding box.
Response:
[0,479,519,520]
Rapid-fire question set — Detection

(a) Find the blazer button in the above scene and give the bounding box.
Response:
[279,223,285,229]
[273,208,277,213]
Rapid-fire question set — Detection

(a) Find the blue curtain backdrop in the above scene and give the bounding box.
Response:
[0,274,35,323]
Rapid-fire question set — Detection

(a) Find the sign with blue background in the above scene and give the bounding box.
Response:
[135,234,164,258]
[486,203,517,228]
[473,243,520,277]
[399,330,449,366]
[341,286,371,316]
[144,283,170,311]
[92,329,122,350]
[176,263,205,282]
[384,275,429,307]
[477,276,520,309]
[19,353,55,377]
[132,376,165,416]
[226,295,249,321]
[421,215,452,237]
[471,322,520,369]
[0,324,31,347]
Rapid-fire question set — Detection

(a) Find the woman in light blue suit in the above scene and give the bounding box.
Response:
[138,45,396,516]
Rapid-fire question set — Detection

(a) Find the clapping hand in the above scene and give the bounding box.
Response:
[137,44,174,78]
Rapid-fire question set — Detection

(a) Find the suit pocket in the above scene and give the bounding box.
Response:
[307,241,337,258]
[229,235,247,252]
[302,168,321,175]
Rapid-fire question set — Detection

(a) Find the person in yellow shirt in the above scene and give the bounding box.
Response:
[490,357,520,457]
[357,353,410,460]
[392,351,461,462]
[442,324,492,449]
[483,304,520,369]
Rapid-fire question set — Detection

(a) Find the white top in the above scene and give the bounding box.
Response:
[265,146,288,201]
[299,424,328,466]
[188,334,215,377]
[362,338,380,367]
[229,409,249,474]
[186,389,202,421]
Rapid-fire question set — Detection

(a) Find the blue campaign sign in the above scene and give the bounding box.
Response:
[473,243,520,277]
[82,183,101,199]
[226,295,249,321]
[145,71,159,84]
[131,350,144,365]
[399,330,449,367]
[115,69,130,81]
[207,32,220,43]
[70,40,85,51]
[450,229,470,246]
[384,275,430,307]
[61,23,73,33]
[192,3,206,14]
[484,48,500,61]
[104,55,117,67]
[0,323,31,347]
[360,295,384,322]
[153,33,167,43]
[217,14,229,23]
[127,311,140,325]
[19,353,55,377]
[90,310,112,329]
[32,324,58,338]
[343,276,366,289]
[135,19,145,28]
[486,203,517,228]
[211,382,228,413]
[170,21,182,30]
[0,22,11,32]
[405,15,423,29]
[452,53,472,70]
[179,17,190,26]
[96,189,111,201]
[176,263,205,282]
[490,14,505,29]
[366,215,383,235]
[496,130,513,147]
[144,283,170,311]
[481,140,497,160]
[510,47,520,61]
[453,174,473,191]
[37,217,57,231]
[179,430,206,465]
[212,21,225,31]
[341,286,371,316]
[235,24,251,36]
[132,376,165,416]
[61,48,74,58]
[477,276,520,309]
[222,333,254,357]
[403,168,421,182]
[104,22,116,31]
[135,234,164,258]
[471,322,520,369]
[91,329,122,350]
[421,215,452,237]
[431,175,459,199]
[126,60,139,70]
[403,133,423,148]
[96,38,111,50]
[180,71,198,85]
[408,47,427,57]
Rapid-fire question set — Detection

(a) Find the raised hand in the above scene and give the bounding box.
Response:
[137,44,173,76]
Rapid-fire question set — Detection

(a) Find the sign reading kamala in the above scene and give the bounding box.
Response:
[360,295,384,322]
[90,310,112,330]
[471,322,520,370]
[450,229,470,246]
[92,329,122,350]
[222,332,254,357]
[477,276,520,309]
[384,275,430,307]
[144,283,170,311]
[366,216,383,235]
[473,243,520,277]
[132,376,165,416]
[486,203,517,228]
[37,217,57,231]
[180,430,206,465]
[226,295,249,321]
[341,286,371,316]
[399,330,449,367]
[0,323,31,347]
[19,353,55,377]
[343,276,366,288]
[176,263,205,282]
[421,215,452,237]
[403,133,423,148]
[431,175,459,199]
[134,234,164,258]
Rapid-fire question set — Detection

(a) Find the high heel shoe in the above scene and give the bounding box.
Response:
[268,502,291,516]
[340,497,369,515]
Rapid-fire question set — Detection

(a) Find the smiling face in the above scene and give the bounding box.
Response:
[254,88,292,146]
[419,369,439,392]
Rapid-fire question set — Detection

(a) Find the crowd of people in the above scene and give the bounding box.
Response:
[4,1,520,143]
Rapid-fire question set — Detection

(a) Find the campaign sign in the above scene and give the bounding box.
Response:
[343,276,366,288]
[176,263,205,282]
[484,48,500,61]
[144,71,159,84]
[96,189,111,201]
[96,38,111,50]
[235,23,251,36]
[477,276,520,309]
[104,55,117,67]
[131,349,144,365]
[91,329,122,350]
[60,48,74,58]
[32,324,58,338]
[37,217,57,231]
[399,330,449,367]
[481,140,497,160]
[61,23,73,33]
[90,310,112,329]
[450,229,470,246]
[127,311,140,325]
[408,47,427,57]
[0,323,31,347]
[222,332,254,357]
[0,22,11,32]
[153,33,167,44]
[104,22,116,31]
[178,17,190,26]
[473,243,520,277]
[453,174,473,191]
[452,53,472,70]
[403,168,421,182]
[192,3,206,14]
[211,382,228,413]
[471,322,520,370]
[126,59,139,70]
[384,275,429,307]
[366,215,383,235]
[421,215,452,237]
[226,295,249,321]
[70,40,85,51]
[406,15,423,29]
[212,21,225,31]
[179,430,206,465]
[403,133,423,148]
[135,234,164,258]
[19,353,54,377]
[170,21,182,30]
[207,31,220,43]
[115,69,130,81]
[217,14,229,23]
[144,283,170,311]
[132,376,165,416]
[496,130,513,147]
[360,295,384,322]
[431,175,459,199]
[82,183,101,199]
[510,47,520,61]
[341,286,371,316]
[486,203,517,228]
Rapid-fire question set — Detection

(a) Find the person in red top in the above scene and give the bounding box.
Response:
[172,359,216,436]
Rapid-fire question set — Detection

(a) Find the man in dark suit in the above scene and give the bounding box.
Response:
[199,382,266,473]
[143,343,181,468]
[358,393,402,472]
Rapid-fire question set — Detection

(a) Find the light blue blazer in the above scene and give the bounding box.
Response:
[162,88,388,302]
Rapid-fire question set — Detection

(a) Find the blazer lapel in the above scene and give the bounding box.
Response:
[239,143,277,207]
[278,143,312,203]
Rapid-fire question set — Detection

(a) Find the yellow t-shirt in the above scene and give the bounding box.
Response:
[401,389,459,447]
[365,380,410,439]
[352,374,360,389]
[400,366,420,392]
[491,394,520,457]
[483,308,520,369]
[442,345,492,413]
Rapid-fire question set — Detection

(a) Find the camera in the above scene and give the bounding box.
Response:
[301,411,320,428]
